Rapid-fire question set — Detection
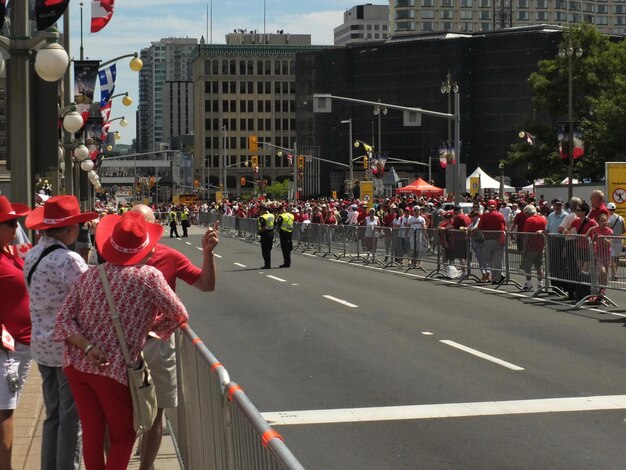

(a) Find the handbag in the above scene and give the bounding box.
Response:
[98,265,157,434]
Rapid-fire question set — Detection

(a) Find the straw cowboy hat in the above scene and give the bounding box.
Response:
[26,195,97,230]
[96,211,163,266]
[0,196,30,223]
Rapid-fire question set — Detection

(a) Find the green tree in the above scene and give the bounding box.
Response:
[506,25,626,182]
[265,179,289,199]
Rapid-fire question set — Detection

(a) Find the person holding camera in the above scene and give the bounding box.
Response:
[0,196,31,470]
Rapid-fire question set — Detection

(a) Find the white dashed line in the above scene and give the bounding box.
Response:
[440,340,525,371]
[261,395,626,426]
[234,262,247,268]
[322,295,358,308]
[185,242,192,245]
[421,332,434,336]
[267,275,286,282]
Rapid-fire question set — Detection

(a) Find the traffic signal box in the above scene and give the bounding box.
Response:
[297,156,305,169]
[248,135,258,153]
[240,177,246,186]
[362,156,369,168]
[251,155,258,167]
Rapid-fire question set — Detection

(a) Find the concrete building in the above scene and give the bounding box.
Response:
[137,37,197,153]
[334,4,391,45]
[192,32,329,197]
[390,0,626,35]
[163,80,194,144]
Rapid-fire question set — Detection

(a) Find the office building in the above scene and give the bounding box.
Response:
[137,37,197,153]
[334,4,391,45]
[192,31,329,197]
[390,0,626,35]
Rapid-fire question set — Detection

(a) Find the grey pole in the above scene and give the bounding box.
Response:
[292,142,298,204]
[453,92,461,205]
[62,13,74,198]
[348,119,354,199]
[567,50,574,202]
[7,2,33,207]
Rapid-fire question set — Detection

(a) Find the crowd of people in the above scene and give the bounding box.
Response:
[0,194,218,469]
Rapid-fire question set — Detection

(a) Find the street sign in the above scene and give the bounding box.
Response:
[305,156,313,163]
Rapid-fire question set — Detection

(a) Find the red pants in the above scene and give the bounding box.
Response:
[64,366,136,470]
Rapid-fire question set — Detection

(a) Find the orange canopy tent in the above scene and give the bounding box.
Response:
[395,177,444,196]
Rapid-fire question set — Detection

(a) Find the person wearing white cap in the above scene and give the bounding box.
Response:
[606,202,624,281]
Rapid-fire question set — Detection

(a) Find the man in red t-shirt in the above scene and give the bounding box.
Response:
[131,204,218,469]
[520,205,547,290]
[588,189,610,222]
[477,200,507,283]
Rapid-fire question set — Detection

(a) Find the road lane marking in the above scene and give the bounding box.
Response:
[196,247,203,251]
[267,275,286,282]
[234,262,247,268]
[322,295,358,308]
[440,340,524,371]
[262,395,626,426]
[185,242,192,245]
[422,332,434,336]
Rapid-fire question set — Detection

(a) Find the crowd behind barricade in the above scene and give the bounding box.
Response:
[199,188,625,307]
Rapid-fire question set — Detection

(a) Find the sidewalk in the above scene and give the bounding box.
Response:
[13,364,181,470]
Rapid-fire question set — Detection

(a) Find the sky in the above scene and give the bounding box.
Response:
[65,0,359,145]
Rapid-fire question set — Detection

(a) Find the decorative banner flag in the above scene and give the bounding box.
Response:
[74,60,100,129]
[85,117,104,159]
[558,125,584,161]
[91,0,115,33]
[35,0,70,31]
[1,325,15,351]
[98,64,116,106]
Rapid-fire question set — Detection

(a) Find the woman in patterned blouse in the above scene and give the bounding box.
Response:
[54,211,188,470]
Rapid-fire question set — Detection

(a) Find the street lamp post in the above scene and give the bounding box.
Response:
[340,119,354,198]
[559,34,583,202]
[1,5,69,207]
[441,73,460,204]
[373,103,387,157]
[499,161,505,198]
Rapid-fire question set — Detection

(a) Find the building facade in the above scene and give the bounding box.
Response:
[162,81,194,143]
[137,37,197,153]
[390,0,626,35]
[334,4,391,45]
[296,26,567,197]
[192,32,329,197]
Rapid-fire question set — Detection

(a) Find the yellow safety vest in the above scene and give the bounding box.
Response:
[181,211,189,221]
[258,213,274,231]
[169,211,178,223]
[279,213,294,232]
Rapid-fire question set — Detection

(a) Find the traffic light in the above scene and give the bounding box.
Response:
[248,135,258,153]
[251,155,258,167]
[240,177,246,186]
[297,156,305,169]
[362,156,369,168]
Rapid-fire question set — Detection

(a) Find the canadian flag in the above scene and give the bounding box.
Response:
[91,0,115,33]
[2,325,15,351]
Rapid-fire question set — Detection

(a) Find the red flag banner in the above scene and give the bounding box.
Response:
[35,0,70,31]
[91,0,115,33]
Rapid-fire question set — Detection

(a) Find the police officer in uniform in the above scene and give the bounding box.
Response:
[276,205,294,267]
[257,204,274,269]
[169,207,180,238]
[180,207,190,237]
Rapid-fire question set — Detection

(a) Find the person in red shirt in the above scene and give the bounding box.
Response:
[130,204,218,470]
[382,205,396,262]
[477,199,507,284]
[563,201,598,273]
[511,205,529,252]
[450,206,471,273]
[588,190,610,222]
[520,205,547,291]
[586,212,613,294]
[0,196,31,470]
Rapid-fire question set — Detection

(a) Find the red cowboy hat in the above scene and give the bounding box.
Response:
[96,211,163,266]
[0,196,30,223]
[26,195,97,230]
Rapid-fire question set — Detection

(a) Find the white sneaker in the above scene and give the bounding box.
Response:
[538,281,544,288]
[522,282,533,291]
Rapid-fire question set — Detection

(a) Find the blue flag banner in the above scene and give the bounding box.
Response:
[98,64,117,106]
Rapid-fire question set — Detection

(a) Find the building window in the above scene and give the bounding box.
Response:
[441,0,454,6]
[421,0,434,5]
[396,9,416,19]
[479,0,491,6]
[460,0,472,6]
[555,11,567,20]
[479,10,492,19]
[442,21,454,30]
[422,21,434,30]
[441,10,454,18]
[569,1,581,10]
[518,0,529,7]
[596,15,608,24]
[422,10,435,18]
[536,0,547,7]
[479,22,492,30]
[597,4,608,12]
[616,5,626,13]
[460,10,473,19]
[535,11,548,19]
[395,0,416,6]
[518,11,529,19]
[394,21,416,31]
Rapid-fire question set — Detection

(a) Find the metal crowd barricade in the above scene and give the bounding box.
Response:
[170,324,305,470]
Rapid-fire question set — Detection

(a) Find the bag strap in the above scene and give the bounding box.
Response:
[98,264,134,367]
[27,244,65,287]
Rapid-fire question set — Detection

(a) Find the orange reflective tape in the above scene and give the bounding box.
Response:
[261,430,284,448]
[210,362,222,372]
[191,338,202,345]
[227,384,242,401]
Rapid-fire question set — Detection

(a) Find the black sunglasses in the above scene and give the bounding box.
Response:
[1,219,18,228]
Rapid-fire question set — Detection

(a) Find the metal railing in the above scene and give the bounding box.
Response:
[169,323,305,469]
[199,213,625,310]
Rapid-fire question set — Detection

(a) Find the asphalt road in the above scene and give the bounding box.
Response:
[164,230,626,470]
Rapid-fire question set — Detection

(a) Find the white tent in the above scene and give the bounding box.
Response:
[466,167,514,191]
[522,179,544,193]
